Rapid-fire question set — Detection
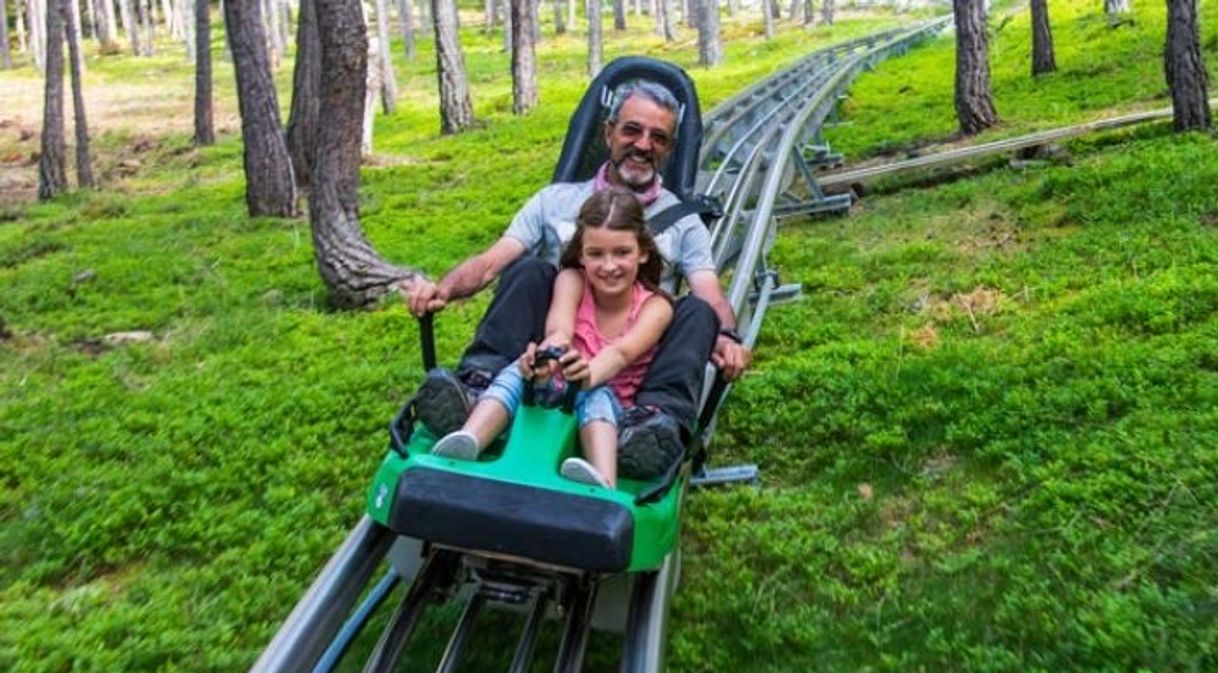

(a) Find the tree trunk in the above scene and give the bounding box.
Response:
[419,0,431,29]
[397,0,416,60]
[802,0,812,26]
[39,0,67,199]
[136,0,152,55]
[613,0,625,29]
[483,0,493,31]
[158,0,171,36]
[501,0,510,53]
[1030,0,1055,75]
[566,0,573,28]
[508,0,537,111]
[84,0,95,38]
[16,0,28,54]
[101,0,118,42]
[265,0,282,67]
[66,0,82,71]
[311,0,419,309]
[362,35,378,154]
[432,0,474,133]
[786,0,797,21]
[224,0,298,215]
[762,0,773,39]
[374,0,396,113]
[286,0,319,182]
[29,0,46,71]
[953,0,998,134]
[586,0,600,77]
[194,0,213,144]
[280,0,291,49]
[529,0,538,40]
[119,0,136,54]
[178,0,193,61]
[145,0,157,54]
[820,0,831,24]
[1104,0,1130,14]
[2,0,13,69]
[94,0,113,45]
[657,0,673,40]
[552,0,564,34]
[697,0,719,66]
[1165,0,1211,130]
[417,0,430,29]
[63,0,92,186]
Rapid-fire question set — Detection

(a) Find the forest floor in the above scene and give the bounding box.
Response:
[4,0,1218,671]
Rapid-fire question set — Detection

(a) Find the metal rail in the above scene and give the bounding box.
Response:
[817,101,1218,188]
[699,16,950,328]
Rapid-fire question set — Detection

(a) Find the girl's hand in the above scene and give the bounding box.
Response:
[518,342,539,378]
[559,350,592,389]
[520,342,563,382]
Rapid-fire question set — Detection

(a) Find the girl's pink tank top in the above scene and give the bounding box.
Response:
[572,281,658,406]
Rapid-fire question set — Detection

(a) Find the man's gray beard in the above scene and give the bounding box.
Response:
[613,156,657,191]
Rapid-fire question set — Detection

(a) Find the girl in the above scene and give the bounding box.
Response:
[431,187,674,489]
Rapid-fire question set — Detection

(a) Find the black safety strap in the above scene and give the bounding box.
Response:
[647,194,724,236]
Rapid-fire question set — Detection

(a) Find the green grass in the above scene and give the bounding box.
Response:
[4,0,1218,670]
[825,0,1218,158]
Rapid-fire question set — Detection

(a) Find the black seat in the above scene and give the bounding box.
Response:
[389,467,634,573]
[551,57,703,202]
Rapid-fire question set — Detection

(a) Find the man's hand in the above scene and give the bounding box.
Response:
[403,279,449,317]
[712,335,751,381]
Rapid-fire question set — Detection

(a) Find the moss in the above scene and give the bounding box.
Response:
[5,1,1218,670]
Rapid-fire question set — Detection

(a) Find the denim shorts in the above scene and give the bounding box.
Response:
[481,365,623,430]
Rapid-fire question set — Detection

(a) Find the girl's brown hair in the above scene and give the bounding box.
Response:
[560,187,664,291]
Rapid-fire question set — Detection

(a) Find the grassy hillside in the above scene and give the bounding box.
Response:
[3,0,1218,671]
[825,0,1218,156]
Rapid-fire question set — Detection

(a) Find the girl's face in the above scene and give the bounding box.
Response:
[579,226,648,297]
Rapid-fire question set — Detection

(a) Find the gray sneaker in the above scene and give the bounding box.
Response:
[618,407,685,480]
[432,430,481,460]
[560,457,612,488]
[416,369,476,436]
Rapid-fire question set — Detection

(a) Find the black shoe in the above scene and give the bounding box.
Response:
[618,407,685,480]
[415,369,477,436]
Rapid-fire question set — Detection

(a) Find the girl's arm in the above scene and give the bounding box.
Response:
[568,296,673,389]
[525,268,584,380]
[544,268,583,346]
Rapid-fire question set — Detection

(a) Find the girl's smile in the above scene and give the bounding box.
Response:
[580,226,648,297]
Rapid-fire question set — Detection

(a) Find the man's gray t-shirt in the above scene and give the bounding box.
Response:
[503,180,716,292]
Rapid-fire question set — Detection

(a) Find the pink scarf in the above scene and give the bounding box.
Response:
[593,162,663,206]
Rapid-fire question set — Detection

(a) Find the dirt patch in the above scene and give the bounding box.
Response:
[0,117,41,204]
[917,286,1008,333]
[907,323,940,350]
[0,65,241,205]
[950,287,1005,333]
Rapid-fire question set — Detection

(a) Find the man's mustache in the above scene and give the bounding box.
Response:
[613,149,656,169]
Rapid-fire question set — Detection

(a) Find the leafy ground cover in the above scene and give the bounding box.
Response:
[3,0,1218,671]
[825,0,1218,158]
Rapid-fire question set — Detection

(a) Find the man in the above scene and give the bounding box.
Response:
[405,79,750,478]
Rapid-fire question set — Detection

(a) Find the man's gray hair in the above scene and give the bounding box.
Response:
[605,80,683,127]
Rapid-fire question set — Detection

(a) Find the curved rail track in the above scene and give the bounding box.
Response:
[250,16,949,673]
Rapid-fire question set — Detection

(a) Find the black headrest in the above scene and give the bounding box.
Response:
[551,57,702,202]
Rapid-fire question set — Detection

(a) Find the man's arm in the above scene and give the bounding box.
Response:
[405,237,527,316]
[686,269,751,380]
